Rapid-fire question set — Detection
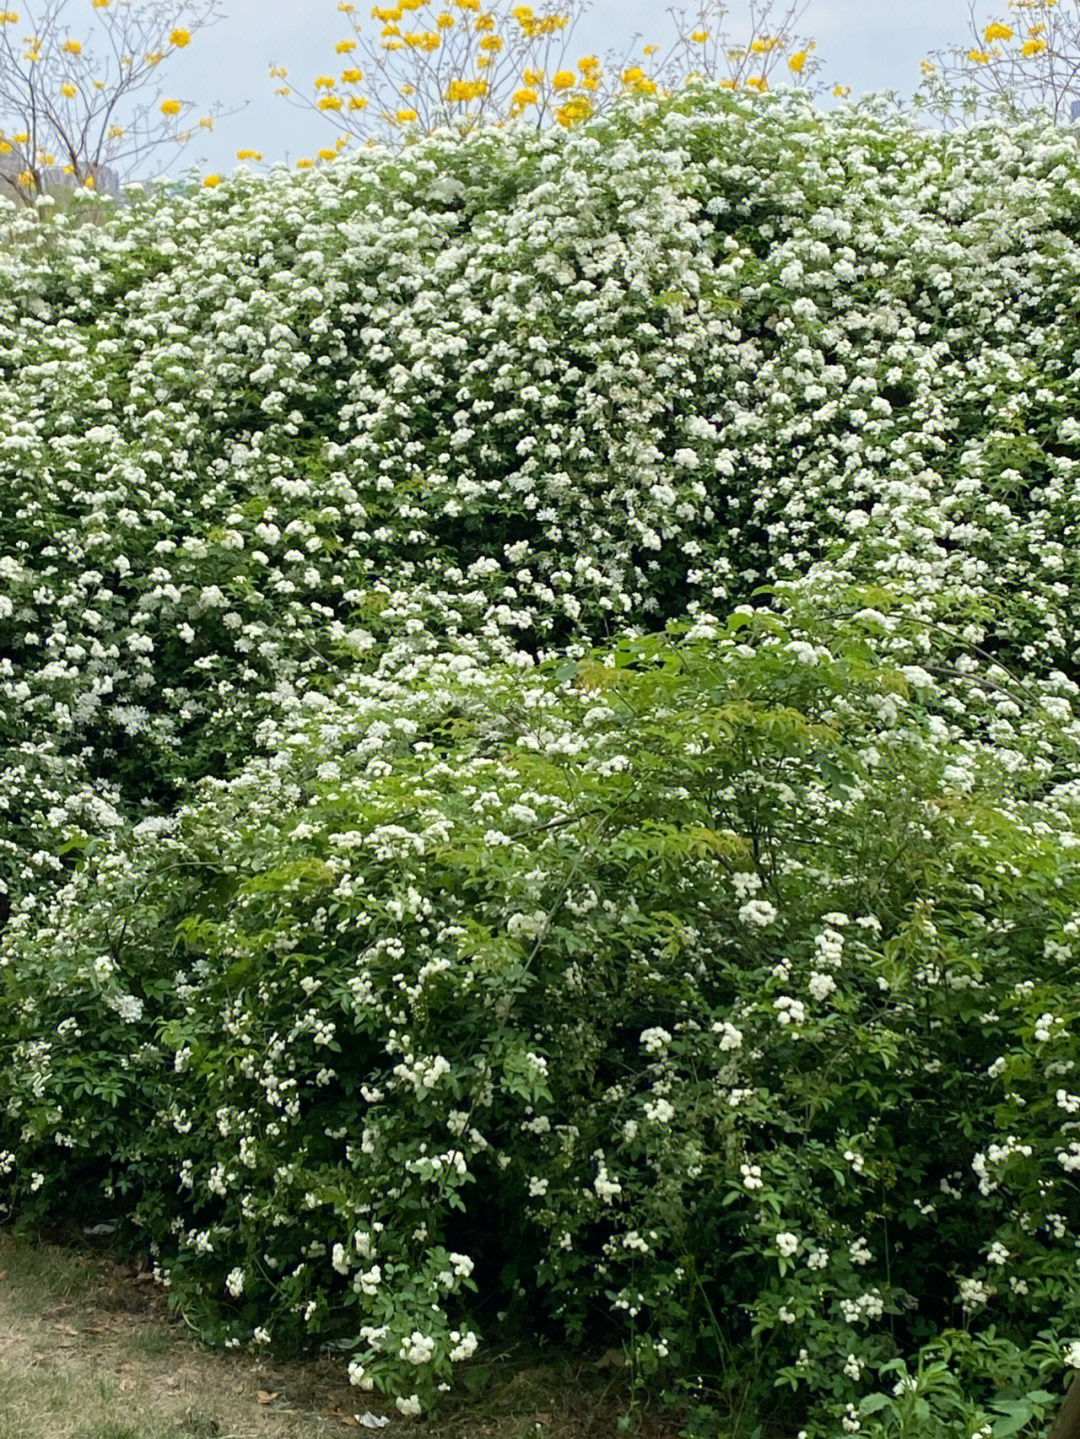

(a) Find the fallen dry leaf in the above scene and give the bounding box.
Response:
[256,1390,279,1405]
[594,1348,626,1370]
[120,1377,135,1393]
[534,1413,553,1425]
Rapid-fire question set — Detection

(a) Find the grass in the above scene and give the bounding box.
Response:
[0,1229,681,1439]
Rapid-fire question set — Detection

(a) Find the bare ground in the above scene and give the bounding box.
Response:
[0,1231,677,1439]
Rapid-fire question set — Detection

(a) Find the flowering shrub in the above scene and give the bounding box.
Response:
[4,607,1080,1436]
[5,84,1080,1432]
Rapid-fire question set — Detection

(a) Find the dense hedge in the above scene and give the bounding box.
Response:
[5,88,1080,1436]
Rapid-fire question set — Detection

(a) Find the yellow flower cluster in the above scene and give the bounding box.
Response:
[294,0,813,146]
[446,77,487,101]
[984,21,1013,39]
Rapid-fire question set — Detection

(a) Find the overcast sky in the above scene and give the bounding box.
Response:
[132,0,981,177]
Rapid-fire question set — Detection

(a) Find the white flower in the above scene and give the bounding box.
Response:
[644,1097,675,1125]
[773,996,806,1026]
[395,1394,422,1417]
[775,1232,800,1257]
[740,1163,764,1191]
[225,1267,245,1298]
[640,1026,672,1054]
[710,1016,744,1052]
[739,898,778,927]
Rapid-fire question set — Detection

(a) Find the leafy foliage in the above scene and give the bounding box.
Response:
[4,84,1080,1436]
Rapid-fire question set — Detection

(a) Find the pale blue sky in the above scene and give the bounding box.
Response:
[144,0,978,176]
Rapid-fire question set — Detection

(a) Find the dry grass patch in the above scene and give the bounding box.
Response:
[0,1230,679,1439]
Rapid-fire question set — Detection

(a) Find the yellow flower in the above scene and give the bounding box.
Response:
[60,81,77,97]
[446,77,487,101]
[82,173,95,189]
[479,34,503,50]
[371,3,403,15]
[61,38,81,54]
[0,141,10,153]
[13,130,28,142]
[203,173,221,188]
[198,115,214,129]
[436,10,454,25]
[336,38,356,52]
[968,47,992,62]
[578,54,600,72]
[512,86,537,106]
[745,75,768,91]
[396,107,418,121]
[318,94,344,109]
[524,67,543,84]
[315,74,336,88]
[690,28,709,42]
[475,12,496,31]
[0,8,17,19]
[338,1,355,9]
[108,124,123,138]
[170,27,191,46]
[348,95,368,109]
[555,96,591,126]
[751,35,781,52]
[318,147,338,160]
[145,50,163,65]
[511,3,533,16]
[1021,36,1047,52]
[342,67,362,82]
[552,68,575,90]
[92,0,108,7]
[399,82,415,94]
[832,83,851,96]
[1028,23,1046,35]
[381,23,401,34]
[236,148,263,159]
[16,170,33,188]
[160,98,181,115]
[920,58,936,74]
[296,158,314,168]
[642,44,659,56]
[454,0,480,8]
[984,21,1013,39]
[788,49,807,73]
